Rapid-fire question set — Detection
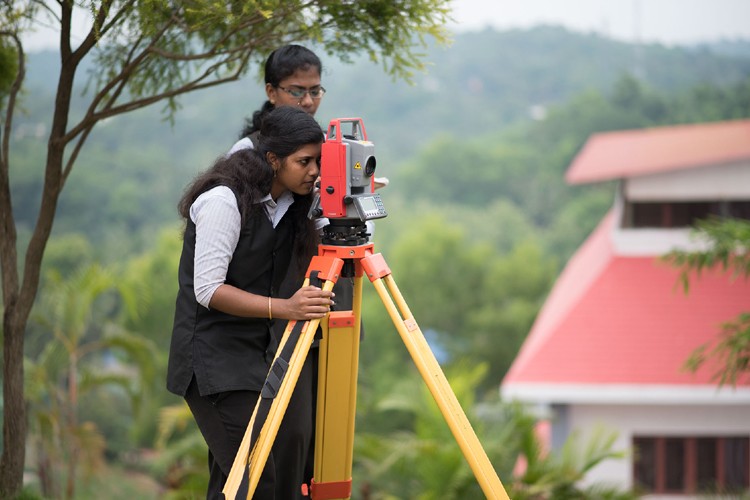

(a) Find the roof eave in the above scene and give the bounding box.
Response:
[501,382,750,406]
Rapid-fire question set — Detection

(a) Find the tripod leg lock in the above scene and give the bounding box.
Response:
[301,478,352,499]
[261,357,289,399]
[361,253,390,281]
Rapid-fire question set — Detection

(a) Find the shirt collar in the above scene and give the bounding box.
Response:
[260,191,294,206]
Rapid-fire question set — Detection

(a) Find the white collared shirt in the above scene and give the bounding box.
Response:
[190,185,294,308]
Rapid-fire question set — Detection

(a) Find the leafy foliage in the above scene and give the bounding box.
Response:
[354,363,516,498]
[663,217,750,387]
[683,313,750,387]
[355,362,634,499]
[511,423,634,500]
[664,217,750,287]
[0,41,17,98]
[26,262,158,498]
[385,214,557,394]
[154,403,209,498]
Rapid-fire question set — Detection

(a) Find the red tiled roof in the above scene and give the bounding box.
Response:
[503,212,750,388]
[566,120,750,185]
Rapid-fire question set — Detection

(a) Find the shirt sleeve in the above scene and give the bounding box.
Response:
[190,186,241,308]
[226,137,254,156]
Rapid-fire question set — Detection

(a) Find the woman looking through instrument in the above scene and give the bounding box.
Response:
[167,106,334,499]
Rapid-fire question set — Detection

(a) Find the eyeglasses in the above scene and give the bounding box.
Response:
[277,85,326,100]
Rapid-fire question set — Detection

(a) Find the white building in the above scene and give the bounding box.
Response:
[501,119,750,498]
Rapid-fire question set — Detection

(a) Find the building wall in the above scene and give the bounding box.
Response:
[562,403,750,496]
[624,161,750,201]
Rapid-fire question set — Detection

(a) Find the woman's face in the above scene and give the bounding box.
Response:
[266,67,323,117]
[269,143,322,200]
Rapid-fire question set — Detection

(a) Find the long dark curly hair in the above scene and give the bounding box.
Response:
[179,106,324,273]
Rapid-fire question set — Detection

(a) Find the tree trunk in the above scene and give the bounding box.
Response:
[65,353,79,500]
[0,307,28,498]
[0,30,74,494]
[36,438,56,499]
[1,129,68,500]
[0,151,66,497]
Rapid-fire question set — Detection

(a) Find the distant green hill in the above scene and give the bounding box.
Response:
[22,26,750,163]
[315,26,750,162]
[13,26,750,252]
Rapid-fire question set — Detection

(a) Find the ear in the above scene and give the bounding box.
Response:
[265,83,277,105]
[266,152,280,172]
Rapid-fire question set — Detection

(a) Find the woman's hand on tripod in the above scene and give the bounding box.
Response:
[282,286,335,320]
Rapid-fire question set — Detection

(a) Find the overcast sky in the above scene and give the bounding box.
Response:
[449,0,750,45]
[20,0,750,52]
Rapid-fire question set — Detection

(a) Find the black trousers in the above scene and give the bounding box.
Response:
[184,352,315,500]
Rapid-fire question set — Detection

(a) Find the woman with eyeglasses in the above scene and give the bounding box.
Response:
[221,45,330,499]
[224,45,381,497]
[229,45,326,154]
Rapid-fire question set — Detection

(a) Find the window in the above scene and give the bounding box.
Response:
[633,438,656,490]
[664,438,685,491]
[696,437,717,491]
[624,200,750,228]
[633,436,750,495]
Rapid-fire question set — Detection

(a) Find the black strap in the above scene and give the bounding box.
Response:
[248,271,324,456]
[250,320,305,450]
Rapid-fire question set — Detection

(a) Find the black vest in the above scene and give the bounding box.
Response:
[167,201,295,396]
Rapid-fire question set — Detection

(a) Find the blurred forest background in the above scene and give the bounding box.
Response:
[7,25,750,498]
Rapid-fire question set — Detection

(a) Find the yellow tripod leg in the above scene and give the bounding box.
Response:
[223,255,343,500]
[309,275,363,499]
[361,253,510,500]
[223,316,318,499]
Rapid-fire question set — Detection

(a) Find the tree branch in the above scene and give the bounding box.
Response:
[71,0,124,61]
[59,0,72,58]
[0,31,24,303]
[61,11,301,146]
[61,19,177,145]
[0,31,24,171]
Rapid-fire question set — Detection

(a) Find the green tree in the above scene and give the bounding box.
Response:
[354,362,517,498]
[154,403,208,498]
[26,262,157,498]
[354,362,634,499]
[510,423,634,500]
[0,2,451,494]
[119,226,184,448]
[662,217,750,387]
[386,215,556,393]
[669,78,750,123]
